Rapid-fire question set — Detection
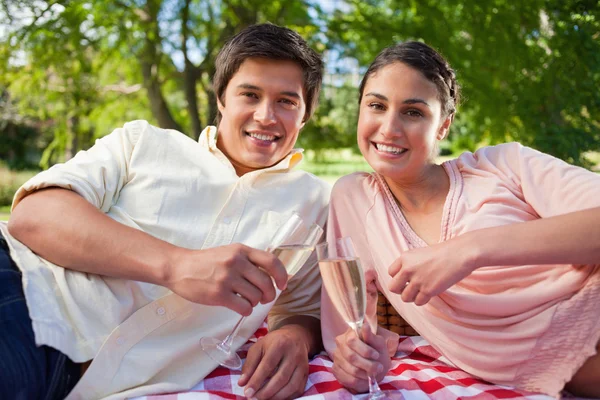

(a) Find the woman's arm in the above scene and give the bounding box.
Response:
[388,206,600,306]
[465,206,600,268]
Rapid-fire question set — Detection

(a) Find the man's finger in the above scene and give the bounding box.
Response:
[242,263,278,304]
[246,248,288,292]
[226,292,253,316]
[239,341,263,387]
[252,357,296,400]
[232,278,263,308]
[268,366,306,400]
[242,343,280,399]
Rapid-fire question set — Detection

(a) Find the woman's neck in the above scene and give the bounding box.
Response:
[383,164,450,215]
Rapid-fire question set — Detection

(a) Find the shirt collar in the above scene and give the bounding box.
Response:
[198,125,304,174]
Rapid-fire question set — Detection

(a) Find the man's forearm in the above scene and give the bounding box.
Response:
[272,315,323,357]
[8,187,175,285]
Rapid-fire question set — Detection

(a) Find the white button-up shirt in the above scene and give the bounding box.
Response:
[0,120,330,399]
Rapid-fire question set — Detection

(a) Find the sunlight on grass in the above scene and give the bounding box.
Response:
[0,205,9,222]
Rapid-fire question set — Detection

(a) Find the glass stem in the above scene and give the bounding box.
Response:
[368,375,385,398]
[354,322,385,399]
[222,316,246,351]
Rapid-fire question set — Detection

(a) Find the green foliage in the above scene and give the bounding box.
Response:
[299,82,360,155]
[326,0,600,166]
[0,0,598,172]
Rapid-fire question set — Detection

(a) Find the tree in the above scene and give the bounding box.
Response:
[326,0,600,166]
[0,0,325,166]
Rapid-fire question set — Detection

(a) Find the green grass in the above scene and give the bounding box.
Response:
[298,149,373,184]
[0,205,10,222]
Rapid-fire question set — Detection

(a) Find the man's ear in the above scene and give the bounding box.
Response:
[437,114,454,140]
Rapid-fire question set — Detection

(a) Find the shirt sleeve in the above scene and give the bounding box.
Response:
[467,143,600,218]
[12,121,145,213]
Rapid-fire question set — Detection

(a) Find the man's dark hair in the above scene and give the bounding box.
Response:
[213,23,323,124]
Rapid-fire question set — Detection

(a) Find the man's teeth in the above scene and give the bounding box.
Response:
[248,132,276,141]
[376,143,405,154]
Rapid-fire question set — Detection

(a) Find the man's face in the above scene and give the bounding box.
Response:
[216,58,307,176]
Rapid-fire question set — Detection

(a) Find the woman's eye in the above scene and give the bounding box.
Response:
[367,102,385,111]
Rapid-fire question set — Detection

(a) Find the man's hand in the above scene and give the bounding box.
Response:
[165,243,288,316]
[238,323,316,400]
[331,324,391,393]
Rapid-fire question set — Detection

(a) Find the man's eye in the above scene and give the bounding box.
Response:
[280,98,297,107]
[406,110,423,117]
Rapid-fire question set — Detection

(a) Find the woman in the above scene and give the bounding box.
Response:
[321,41,600,398]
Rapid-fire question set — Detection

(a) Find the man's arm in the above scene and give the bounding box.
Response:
[8,187,287,315]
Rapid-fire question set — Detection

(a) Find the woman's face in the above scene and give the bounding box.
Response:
[357,62,452,182]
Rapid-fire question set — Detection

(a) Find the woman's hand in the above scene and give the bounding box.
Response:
[331,324,392,393]
[388,237,477,306]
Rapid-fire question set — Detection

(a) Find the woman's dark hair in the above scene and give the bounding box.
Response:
[358,41,461,117]
[213,23,323,124]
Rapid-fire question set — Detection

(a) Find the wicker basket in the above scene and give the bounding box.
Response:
[376,291,419,336]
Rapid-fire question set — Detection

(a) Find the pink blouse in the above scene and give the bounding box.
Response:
[322,142,600,397]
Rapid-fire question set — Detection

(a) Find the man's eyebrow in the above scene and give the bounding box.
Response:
[364,92,430,107]
[237,84,301,99]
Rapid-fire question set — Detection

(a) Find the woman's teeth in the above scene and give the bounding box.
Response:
[375,143,405,154]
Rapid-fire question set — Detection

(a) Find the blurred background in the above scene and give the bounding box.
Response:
[1,0,599,221]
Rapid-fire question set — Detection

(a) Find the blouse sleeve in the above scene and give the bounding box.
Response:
[465,142,600,218]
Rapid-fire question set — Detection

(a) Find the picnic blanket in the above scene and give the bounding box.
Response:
[135,322,562,400]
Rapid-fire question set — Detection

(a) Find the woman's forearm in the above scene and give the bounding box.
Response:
[464,207,600,269]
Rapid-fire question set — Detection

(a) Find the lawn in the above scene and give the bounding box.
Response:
[0,205,10,222]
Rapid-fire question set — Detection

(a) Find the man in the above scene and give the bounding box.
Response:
[0,23,328,400]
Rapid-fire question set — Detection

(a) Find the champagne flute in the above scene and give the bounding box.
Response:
[317,237,404,400]
[201,214,323,369]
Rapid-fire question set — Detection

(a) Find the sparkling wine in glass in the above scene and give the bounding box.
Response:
[200,214,323,369]
[317,237,404,400]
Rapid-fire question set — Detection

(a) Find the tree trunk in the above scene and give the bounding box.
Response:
[139,0,183,133]
[141,61,183,132]
[181,0,203,139]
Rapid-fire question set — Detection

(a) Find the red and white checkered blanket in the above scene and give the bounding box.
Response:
[140,324,556,400]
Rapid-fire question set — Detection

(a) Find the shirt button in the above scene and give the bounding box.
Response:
[116,337,125,346]
[223,216,231,224]
[157,307,166,316]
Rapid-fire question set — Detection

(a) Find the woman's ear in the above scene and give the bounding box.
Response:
[437,114,454,140]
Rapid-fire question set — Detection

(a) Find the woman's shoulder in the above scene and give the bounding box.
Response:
[454,142,525,165]
[331,172,381,198]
